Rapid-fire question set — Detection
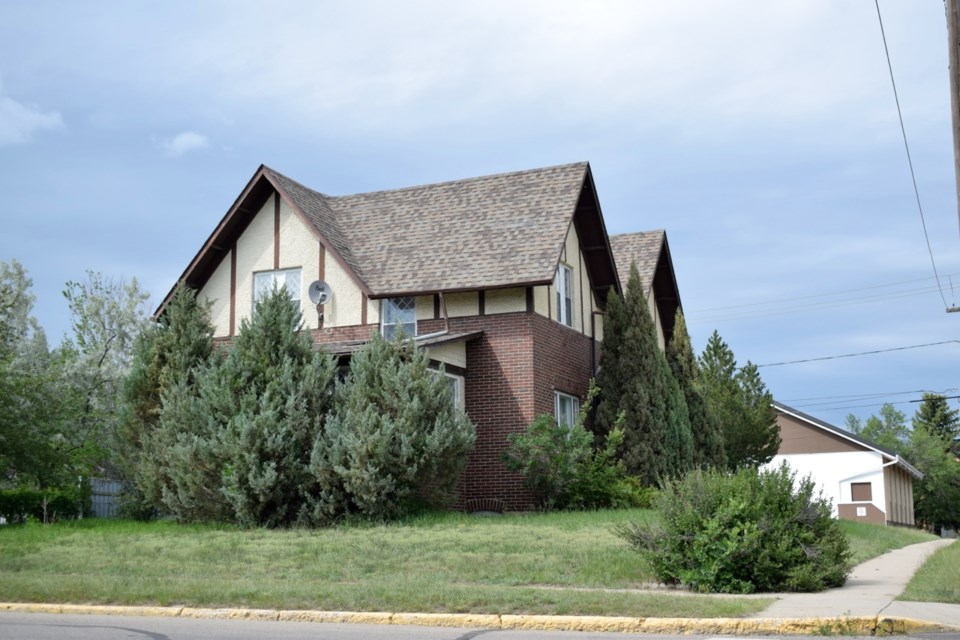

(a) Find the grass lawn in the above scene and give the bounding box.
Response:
[899,539,960,604]
[0,509,935,617]
[838,520,938,565]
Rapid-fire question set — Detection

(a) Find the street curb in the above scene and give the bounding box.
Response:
[1,602,958,635]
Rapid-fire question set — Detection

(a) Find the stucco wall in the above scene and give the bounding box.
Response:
[200,248,233,337]
[427,341,467,369]
[766,451,889,522]
[533,225,599,339]
[198,191,374,337]
[486,288,525,314]
[234,198,275,327]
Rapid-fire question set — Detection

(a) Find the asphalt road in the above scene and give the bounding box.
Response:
[3,613,960,640]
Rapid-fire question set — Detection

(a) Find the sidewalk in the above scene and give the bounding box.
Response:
[754,538,959,627]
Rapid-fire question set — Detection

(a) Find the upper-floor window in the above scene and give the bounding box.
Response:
[382,296,416,339]
[555,264,573,327]
[253,267,301,311]
[555,391,580,429]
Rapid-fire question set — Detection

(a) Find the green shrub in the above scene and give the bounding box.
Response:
[0,487,87,523]
[503,383,635,510]
[308,333,476,524]
[616,464,851,593]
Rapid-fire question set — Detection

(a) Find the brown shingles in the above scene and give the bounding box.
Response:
[609,230,665,296]
[267,163,589,296]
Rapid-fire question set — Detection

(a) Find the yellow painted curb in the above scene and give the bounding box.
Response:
[390,612,500,628]
[2,603,959,635]
[500,614,643,632]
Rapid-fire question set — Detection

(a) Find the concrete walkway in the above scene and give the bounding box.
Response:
[754,538,959,627]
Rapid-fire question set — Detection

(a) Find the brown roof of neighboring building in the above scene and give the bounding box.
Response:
[773,402,923,479]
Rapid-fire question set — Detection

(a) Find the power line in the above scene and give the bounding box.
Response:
[689,273,955,315]
[874,0,951,309]
[756,339,959,368]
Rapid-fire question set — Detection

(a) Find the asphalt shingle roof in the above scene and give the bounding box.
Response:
[266,162,590,296]
[609,230,665,295]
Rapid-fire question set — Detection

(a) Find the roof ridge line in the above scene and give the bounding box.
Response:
[327,161,590,199]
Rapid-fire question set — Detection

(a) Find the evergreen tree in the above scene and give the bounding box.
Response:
[156,287,336,526]
[912,393,960,455]
[308,332,476,523]
[595,263,692,484]
[699,331,779,469]
[666,311,726,469]
[120,283,214,515]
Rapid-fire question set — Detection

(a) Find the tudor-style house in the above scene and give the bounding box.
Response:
[158,162,682,511]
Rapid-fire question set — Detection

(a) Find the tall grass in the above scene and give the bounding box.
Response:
[0,510,937,615]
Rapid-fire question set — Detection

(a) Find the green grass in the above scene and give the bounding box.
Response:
[838,520,938,565]
[899,539,960,604]
[0,510,938,617]
[0,510,767,617]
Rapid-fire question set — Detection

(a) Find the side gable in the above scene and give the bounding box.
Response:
[609,230,683,343]
[155,165,371,318]
[773,402,923,479]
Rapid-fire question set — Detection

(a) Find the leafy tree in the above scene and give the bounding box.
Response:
[118,284,215,516]
[666,311,726,469]
[0,262,85,489]
[595,262,692,484]
[912,393,959,455]
[699,331,779,469]
[907,394,960,531]
[308,331,476,523]
[60,271,150,478]
[157,287,336,526]
[844,404,908,451]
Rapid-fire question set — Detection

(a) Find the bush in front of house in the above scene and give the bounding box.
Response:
[503,383,642,510]
[307,332,476,524]
[616,463,851,593]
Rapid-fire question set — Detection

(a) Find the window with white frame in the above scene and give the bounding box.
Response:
[555,391,579,429]
[429,369,463,410]
[253,268,301,311]
[381,296,416,339]
[443,372,463,410]
[554,264,573,327]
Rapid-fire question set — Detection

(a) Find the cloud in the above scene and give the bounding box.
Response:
[0,79,64,146]
[161,131,209,157]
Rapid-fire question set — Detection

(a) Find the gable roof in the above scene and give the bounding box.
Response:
[158,162,621,314]
[773,401,923,479]
[609,230,682,341]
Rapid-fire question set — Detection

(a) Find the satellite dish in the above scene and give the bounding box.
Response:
[308,280,332,305]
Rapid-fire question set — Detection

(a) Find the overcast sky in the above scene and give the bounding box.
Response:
[1,1,958,426]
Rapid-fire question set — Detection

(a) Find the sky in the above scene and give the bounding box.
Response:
[1,1,958,426]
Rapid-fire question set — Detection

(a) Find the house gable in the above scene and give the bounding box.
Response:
[776,411,866,455]
[609,230,683,347]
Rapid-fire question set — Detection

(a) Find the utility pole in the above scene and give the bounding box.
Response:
[947,0,960,238]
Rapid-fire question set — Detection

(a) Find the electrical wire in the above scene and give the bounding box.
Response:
[755,339,959,368]
[874,0,951,309]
